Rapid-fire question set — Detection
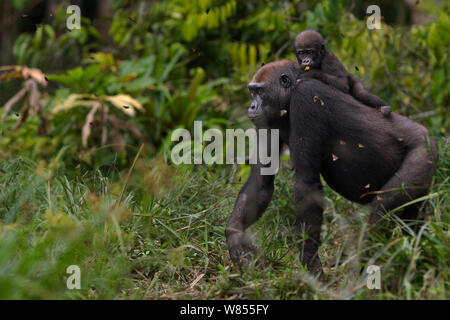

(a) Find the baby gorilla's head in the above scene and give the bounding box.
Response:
[294,30,326,70]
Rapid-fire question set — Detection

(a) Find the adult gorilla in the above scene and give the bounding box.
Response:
[225,60,438,273]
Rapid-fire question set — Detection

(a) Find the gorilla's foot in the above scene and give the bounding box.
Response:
[226,232,258,270]
[380,105,392,117]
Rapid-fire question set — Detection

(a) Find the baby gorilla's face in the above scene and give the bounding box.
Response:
[294,30,326,70]
[295,45,323,70]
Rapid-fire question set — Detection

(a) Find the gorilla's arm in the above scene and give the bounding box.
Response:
[226,158,275,268]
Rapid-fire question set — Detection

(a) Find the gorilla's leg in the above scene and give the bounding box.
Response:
[399,203,422,221]
[369,142,437,230]
[398,202,425,233]
[294,176,324,274]
[288,101,327,274]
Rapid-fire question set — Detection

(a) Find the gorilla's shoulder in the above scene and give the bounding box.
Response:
[293,78,347,103]
[294,78,343,97]
[291,78,363,116]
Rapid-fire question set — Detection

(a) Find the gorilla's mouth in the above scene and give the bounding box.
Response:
[248,115,264,122]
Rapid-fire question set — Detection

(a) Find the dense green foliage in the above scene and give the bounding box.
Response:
[0,138,448,299]
[0,0,448,299]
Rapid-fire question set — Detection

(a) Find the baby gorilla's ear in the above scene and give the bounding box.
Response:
[279,73,291,88]
[320,44,326,56]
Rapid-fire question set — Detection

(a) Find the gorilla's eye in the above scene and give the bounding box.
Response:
[248,87,264,96]
[279,74,291,88]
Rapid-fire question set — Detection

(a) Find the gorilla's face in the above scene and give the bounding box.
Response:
[247,60,295,127]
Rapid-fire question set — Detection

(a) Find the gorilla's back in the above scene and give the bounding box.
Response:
[321,106,411,204]
[293,79,437,204]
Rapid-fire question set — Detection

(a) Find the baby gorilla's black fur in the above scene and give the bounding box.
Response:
[226,60,438,273]
[294,30,392,117]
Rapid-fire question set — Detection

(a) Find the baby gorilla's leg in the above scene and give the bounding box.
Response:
[350,76,391,117]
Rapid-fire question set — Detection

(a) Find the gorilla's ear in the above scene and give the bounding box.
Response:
[320,44,325,56]
[279,73,291,88]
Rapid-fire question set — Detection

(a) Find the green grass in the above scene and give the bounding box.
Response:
[0,138,448,300]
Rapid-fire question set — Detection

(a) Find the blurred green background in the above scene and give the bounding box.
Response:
[0,0,448,300]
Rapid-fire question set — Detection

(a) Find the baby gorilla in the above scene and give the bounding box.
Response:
[294,30,392,117]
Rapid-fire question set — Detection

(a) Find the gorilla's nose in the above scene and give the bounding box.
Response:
[302,58,311,65]
[248,101,258,118]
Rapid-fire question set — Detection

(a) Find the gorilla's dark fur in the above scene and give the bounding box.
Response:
[226,60,438,273]
[294,30,392,117]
